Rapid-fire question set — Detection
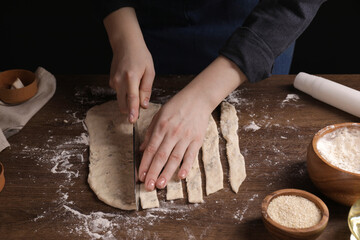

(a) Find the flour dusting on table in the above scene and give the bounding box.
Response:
[233,193,259,223]
[26,111,205,239]
[64,205,119,240]
[244,121,261,132]
[281,94,300,108]
[225,89,253,109]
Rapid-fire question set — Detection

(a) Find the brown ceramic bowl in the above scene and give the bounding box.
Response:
[307,122,360,206]
[0,162,5,192]
[262,189,329,240]
[0,69,38,104]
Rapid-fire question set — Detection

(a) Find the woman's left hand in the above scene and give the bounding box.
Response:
[138,56,248,191]
[138,91,211,190]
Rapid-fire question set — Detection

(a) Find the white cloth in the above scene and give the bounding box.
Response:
[0,67,56,152]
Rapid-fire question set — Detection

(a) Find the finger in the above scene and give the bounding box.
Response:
[155,140,188,189]
[178,141,201,179]
[115,82,127,114]
[139,66,155,109]
[126,73,141,123]
[140,126,152,151]
[138,126,163,183]
[140,112,159,151]
[144,135,177,191]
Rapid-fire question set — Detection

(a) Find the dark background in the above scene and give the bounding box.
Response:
[0,0,359,75]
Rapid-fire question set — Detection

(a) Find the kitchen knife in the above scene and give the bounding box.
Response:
[133,120,141,210]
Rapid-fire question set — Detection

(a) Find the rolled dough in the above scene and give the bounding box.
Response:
[140,183,160,209]
[220,102,246,193]
[202,116,223,195]
[166,168,184,201]
[86,101,161,210]
[186,155,204,203]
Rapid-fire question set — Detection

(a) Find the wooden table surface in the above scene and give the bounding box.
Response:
[0,74,359,240]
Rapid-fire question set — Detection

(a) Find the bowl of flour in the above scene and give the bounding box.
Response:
[307,122,360,206]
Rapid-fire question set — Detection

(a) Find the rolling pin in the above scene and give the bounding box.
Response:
[294,72,360,118]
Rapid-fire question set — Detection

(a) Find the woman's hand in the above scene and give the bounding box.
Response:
[139,56,248,191]
[138,91,212,191]
[104,7,154,123]
[109,39,154,123]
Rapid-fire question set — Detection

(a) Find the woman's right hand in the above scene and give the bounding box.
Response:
[104,7,155,123]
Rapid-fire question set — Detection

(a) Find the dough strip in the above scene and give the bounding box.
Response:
[166,168,184,200]
[220,102,246,193]
[186,155,204,203]
[202,116,223,195]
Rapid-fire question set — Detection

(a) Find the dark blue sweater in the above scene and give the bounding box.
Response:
[99,0,326,82]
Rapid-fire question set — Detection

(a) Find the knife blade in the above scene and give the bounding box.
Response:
[133,120,140,210]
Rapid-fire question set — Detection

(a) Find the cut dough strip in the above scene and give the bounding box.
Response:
[202,116,223,195]
[140,183,160,209]
[137,104,162,208]
[166,168,184,201]
[220,102,246,193]
[186,155,204,203]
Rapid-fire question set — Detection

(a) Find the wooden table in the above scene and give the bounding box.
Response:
[0,74,358,239]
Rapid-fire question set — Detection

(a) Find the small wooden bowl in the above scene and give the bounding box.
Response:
[262,189,329,240]
[0,162,5,192]
[0,69,38,104]
[307,122,360,206]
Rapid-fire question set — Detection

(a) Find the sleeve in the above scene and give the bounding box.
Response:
[219,0,327,83]
[98,0,137,20]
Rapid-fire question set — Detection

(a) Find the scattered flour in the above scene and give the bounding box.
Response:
[61,201,200,240]
[283,94,300,103]
[225,89,253,108]
[63,133,89,145]
[244,121,261,132]
[272,145,287,158]
[63,205,118,240]
[50,150,80,179]
[69,112,84,124]
[183,227,196,240]
[226,91,242,105]
[281,94,300,108]
[234,206,248,222]
[233,193,259,223]
[27,122,201,239]
[33,212,46,222]
[249,194,259,201]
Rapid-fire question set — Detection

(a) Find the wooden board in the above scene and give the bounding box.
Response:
[0,74,358,239]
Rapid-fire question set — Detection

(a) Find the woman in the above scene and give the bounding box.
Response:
[100,0,326,191]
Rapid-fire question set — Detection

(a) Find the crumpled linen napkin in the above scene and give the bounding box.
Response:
[0,67,56,152]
